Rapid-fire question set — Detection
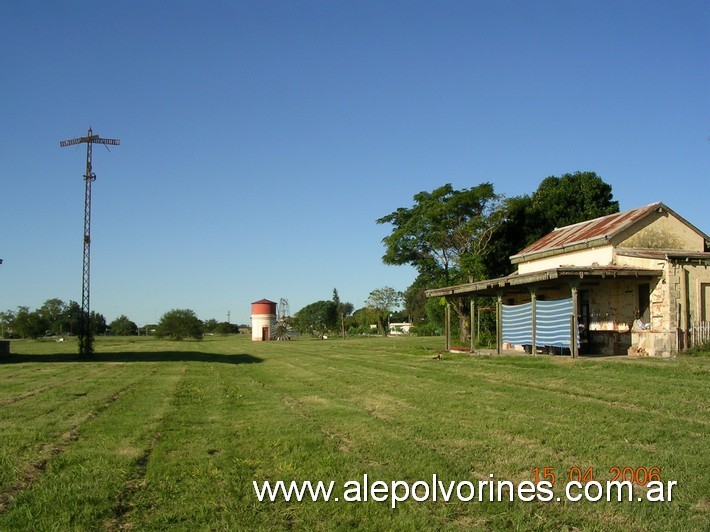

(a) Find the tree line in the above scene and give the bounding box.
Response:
[0,299,106,339]
[291,287,404,338]
[0,300,240,340]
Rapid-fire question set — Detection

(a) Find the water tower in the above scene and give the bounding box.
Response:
[251,299,277,341]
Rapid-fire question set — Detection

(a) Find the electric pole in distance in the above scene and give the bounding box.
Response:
[60,128,120,355]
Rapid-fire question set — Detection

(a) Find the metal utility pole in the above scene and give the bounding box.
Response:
[60,128,120,355]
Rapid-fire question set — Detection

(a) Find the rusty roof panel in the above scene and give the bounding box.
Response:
[513,202,662,258]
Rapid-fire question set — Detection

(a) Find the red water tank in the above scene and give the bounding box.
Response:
[251,299,277,315]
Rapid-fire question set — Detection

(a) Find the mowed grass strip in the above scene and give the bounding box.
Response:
[240,339,708,529]
[0,336,708,530]
[0,358,183,528]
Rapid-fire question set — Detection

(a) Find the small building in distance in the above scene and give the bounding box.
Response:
[389,322,413,335]
[251,299,277,341]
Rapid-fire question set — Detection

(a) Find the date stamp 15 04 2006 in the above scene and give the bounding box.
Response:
[533,466,676,502]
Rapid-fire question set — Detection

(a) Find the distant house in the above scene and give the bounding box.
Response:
[389,322,413,335]
[426,202,710,357]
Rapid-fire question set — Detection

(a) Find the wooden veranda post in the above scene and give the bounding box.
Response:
[444,300,451,352]
[570,283,579,358]
[496,292,503,354]
[530,288,537,355]
[470,297,475,353]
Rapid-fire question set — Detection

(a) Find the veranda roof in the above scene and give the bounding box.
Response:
[425,265,663,298]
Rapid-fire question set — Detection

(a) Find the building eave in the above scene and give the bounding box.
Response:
[425,266,664,298]
[617,248,710,264]
[510,236,611,264]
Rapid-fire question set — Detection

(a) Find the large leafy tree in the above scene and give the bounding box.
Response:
[293,300,339,338]
[109,315,138,336]
[64,301,82,336]
[483,194,540,278]
[377,183,503,341]
[377,183,504,285]
[202,319,220,334]
[155,309,203,341]
[37,298,67,335]
[531,171,618,230]
[348,307,378,334]
[90,311,107,336]
[377,183,501,284]
[365,287,403,337]
[484,172,619,278]
[12,306,48,339]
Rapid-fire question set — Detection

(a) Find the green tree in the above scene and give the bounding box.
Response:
[0,310,14,339]
[377,183,503,341]
[12,306,49,339]
[213,322,239,335]
[65,301,82,336]
[482,194,539,278]
[402,276,430,325]
[203,319,219,333]
[347,307,377,335]
[293,300,338,338]
[365,287,403,337]
[531,171,618,230]
[377,183,504,285]
[333,288,354,338]
[155,309,203,341]
[90,311,107,335]
[109,315,138,336]
[37,298,68,335]
[484,172,619,278]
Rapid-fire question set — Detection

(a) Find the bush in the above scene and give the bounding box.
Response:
[681,343,710,357]
[410,323,441,336]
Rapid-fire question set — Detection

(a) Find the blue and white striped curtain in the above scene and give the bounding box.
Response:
[501,302,533,345]
[502,297,574,348]
[535,298,574,348]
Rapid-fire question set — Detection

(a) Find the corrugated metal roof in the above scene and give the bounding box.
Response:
[512,202,663,260]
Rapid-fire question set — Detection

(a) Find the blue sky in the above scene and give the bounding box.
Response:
[1,1,708,326]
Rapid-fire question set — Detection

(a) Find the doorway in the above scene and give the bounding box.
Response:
[638,283,650,323]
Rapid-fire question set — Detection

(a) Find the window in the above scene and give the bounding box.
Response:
[701,283,710,322]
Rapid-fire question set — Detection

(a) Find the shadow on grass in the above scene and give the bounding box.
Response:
[1,352,263,365]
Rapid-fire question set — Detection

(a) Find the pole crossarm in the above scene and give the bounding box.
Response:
[60,132,120,148]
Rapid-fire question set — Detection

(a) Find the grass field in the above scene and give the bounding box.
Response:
[0,335,708,530]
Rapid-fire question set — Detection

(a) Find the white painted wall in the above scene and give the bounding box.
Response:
[251,313,276,341]
[517,246,614,274]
